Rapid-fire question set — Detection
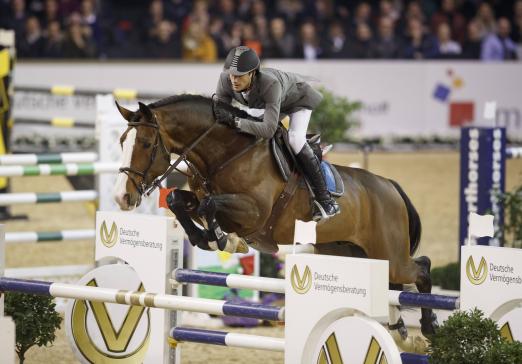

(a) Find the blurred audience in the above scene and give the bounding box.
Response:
[481,17,518,60]
[182,19,217,62]
[402,18,437,59]
[436,22,462,58]
[0,0,520,61]
[370,16,403,58]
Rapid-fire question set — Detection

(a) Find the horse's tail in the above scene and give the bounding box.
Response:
[388,179,422,256]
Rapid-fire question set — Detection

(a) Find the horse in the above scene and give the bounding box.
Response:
[113,94,437,338]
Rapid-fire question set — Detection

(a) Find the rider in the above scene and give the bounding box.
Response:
[214,45,340,221]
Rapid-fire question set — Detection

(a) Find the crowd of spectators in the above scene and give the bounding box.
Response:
[0,0,520,61]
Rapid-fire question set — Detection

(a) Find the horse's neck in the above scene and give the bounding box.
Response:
[159,102,253,177]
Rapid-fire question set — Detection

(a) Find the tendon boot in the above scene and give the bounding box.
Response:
[296,143,340,221]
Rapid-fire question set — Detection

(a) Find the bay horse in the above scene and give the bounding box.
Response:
[113,95,437,337]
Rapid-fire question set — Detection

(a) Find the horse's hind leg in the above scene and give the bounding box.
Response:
[391,255,438,337]
[414,256,439,336]
[388,283,408,340]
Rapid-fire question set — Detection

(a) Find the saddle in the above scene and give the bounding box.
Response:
[244,124,344,253]
[270,125,344,197]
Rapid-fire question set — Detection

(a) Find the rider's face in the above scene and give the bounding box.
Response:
[229,72,254,92]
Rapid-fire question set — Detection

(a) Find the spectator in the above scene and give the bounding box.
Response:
[436,22,461,58]
[352,1,372,30]
[402,18,438,59]
[481,17,518,61]
[397,0,425,36]
[80,0,100,47]
[511,0,522,43]
[461,20,483,59]
[474,2,496,38]
[184,0,210,32]
[217,0,236,27]
[43,20,64,57]
[62,13,96,58]
[379,0,400,22]
[346,22,372,59]
[182,20,217,62]
[222,20,243,51]
[431,0,466,44]
[146,0,167,40]
[325,22,349,58]
[250,0,267,21]
[2,0,28,43]
[209,17,227,58]
[313,0,335,32]
[41,0,60,28]
[148,20,181,58]
[370,17,403,58]
[253,15,269,46]
[242,23,262,55]
[295,21,325,60]
[276,0,304,27]
[264,17,295,58]
[18,16,45,58]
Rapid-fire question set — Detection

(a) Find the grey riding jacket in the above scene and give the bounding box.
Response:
[216,68,323,139]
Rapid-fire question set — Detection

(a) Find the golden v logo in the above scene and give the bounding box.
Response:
[466,256,488,285]
[70,279,150,363]
[291,265,312,294]
[100,221,118,248]
[364,337,388,364]
[500,322,514,343]
[317,333,343,364]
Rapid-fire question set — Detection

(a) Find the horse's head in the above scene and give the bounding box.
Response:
[114,101,171,210]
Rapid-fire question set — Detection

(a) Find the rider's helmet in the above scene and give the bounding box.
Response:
[224,46,260,76]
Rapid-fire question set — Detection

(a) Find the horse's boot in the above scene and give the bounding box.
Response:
[197,196,228,251]
[296,143,340,221]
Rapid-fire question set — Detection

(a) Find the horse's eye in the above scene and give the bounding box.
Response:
[142,142,151,149]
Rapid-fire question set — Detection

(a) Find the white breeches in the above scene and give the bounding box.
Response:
[288,109,312,154]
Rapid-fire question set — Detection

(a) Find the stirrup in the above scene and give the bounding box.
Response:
[312,200,340,222]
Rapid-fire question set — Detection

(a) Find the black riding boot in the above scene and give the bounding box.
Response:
[296,143,340,221]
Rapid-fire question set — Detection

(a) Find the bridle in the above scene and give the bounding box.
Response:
[119,99,220,198]
[118,113,171,196]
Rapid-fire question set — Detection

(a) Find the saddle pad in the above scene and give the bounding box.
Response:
[321,160,344,197]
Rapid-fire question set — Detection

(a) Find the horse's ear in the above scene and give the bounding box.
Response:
[115,101,135,121]
[138,102,154,122]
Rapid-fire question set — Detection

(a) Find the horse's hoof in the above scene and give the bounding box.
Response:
[389,317,408,341]
[222,233,249,254]
[420,313,439,337]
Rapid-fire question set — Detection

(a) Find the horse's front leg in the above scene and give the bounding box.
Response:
[166,189,214,251]
[198,193,262,252]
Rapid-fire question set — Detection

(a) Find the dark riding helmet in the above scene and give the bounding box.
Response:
[224,46,260,76]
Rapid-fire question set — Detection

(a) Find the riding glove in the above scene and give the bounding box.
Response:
[215,108,236,128]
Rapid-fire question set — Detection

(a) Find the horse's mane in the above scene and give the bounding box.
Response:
[148,94,258,120]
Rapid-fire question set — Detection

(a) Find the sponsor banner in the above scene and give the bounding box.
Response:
[13,61,522,140]
[285,253,389,364]
[95,211,184,363]
[459,127,506,246]
[461,245,522,342]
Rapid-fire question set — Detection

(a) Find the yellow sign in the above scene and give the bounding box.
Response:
[466,256,488,285]
[70,279,150,363]
[100,221,118,248]
[291,264,312,295]
[317,333,343,364]
[364,337,388,364]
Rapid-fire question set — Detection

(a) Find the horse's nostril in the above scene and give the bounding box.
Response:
[124,193,130,206]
